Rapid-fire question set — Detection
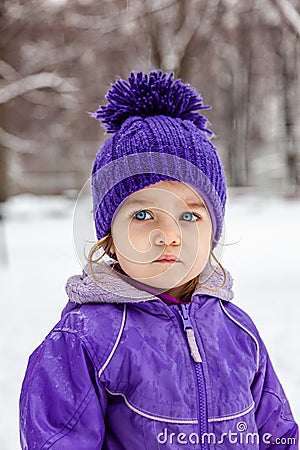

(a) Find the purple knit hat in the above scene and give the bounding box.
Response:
[91,71,227,244]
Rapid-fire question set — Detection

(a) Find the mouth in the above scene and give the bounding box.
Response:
[154,254,180,264]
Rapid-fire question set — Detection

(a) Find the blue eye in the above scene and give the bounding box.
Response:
[133,210,152,221]
[180,212,199,222]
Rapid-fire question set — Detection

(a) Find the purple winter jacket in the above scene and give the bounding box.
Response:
[20,261,298,449]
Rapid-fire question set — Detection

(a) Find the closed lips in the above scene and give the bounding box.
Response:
[155,255,180,262]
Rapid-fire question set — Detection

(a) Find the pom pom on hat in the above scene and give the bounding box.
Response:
[91,71,212,134]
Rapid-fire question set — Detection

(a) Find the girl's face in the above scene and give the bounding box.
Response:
[111,181,212,296]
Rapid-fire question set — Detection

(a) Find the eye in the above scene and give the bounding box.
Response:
[180,212,200,222]
[133,210,153,221]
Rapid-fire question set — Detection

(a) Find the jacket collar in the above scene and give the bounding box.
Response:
[65,258,234,305]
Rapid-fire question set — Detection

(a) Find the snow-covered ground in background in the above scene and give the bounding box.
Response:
[0,190,299,449]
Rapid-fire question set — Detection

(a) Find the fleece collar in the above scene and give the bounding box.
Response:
[65,259,234,305]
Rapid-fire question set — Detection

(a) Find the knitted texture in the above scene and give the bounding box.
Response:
[91,71,227,243]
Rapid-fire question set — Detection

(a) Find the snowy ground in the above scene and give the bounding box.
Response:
[0,190,299,449]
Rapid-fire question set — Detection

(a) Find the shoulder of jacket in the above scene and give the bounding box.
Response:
[219,300,265,371]
[58,302,124,333]
[51,303,127,372]
[219,300,260,336]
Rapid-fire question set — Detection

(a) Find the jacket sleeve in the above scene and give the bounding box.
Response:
[20,330,107,449]
[251,338,298,449]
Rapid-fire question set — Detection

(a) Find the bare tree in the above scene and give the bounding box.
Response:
[273,0,300,193]
[0,0,299,196]
[277,30,299,191]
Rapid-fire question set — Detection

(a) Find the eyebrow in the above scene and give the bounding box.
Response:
[184,200,206,209]
[124,198,206,209]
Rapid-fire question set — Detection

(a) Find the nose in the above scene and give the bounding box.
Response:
[152,216,181,246]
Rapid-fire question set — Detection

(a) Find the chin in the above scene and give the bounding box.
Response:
[143,274,188,291]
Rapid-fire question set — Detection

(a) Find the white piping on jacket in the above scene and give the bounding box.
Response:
[208,402,255,423]
[97,302,257,425]
[219,300,260,371]
[105,388,198,424]
[98,305,127,377]
[106,388,254,424]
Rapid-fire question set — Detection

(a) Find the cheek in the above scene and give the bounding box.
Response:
[116,254,149,280]
[112,216,152,260]
[181,222,212,249]
[113,221,160,265]
[128,223,152,251]
[188,238,211,277]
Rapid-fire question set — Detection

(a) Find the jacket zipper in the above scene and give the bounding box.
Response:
[178,303,202,362]
[176,303,208,450]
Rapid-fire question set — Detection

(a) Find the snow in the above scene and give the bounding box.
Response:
[0,190,299,449]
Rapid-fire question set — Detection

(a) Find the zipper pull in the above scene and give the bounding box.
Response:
[179,304,202,363]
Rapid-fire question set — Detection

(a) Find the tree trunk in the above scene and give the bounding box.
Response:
[0,146,9,203]
[0,145,9,265]
[279,30,299,193]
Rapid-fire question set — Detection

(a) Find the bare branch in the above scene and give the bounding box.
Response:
[0,72,78,104]
[23,45,86,74]
[64,0,177,31]
[7,2,177,75]
[0,60,19,82]
[159,0,217,73]
[0,126,37,153]
[22,90,80,109]
[164,1,201,71]
[273,0,300,36]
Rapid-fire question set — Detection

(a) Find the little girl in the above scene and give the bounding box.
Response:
[20,71,298,449]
